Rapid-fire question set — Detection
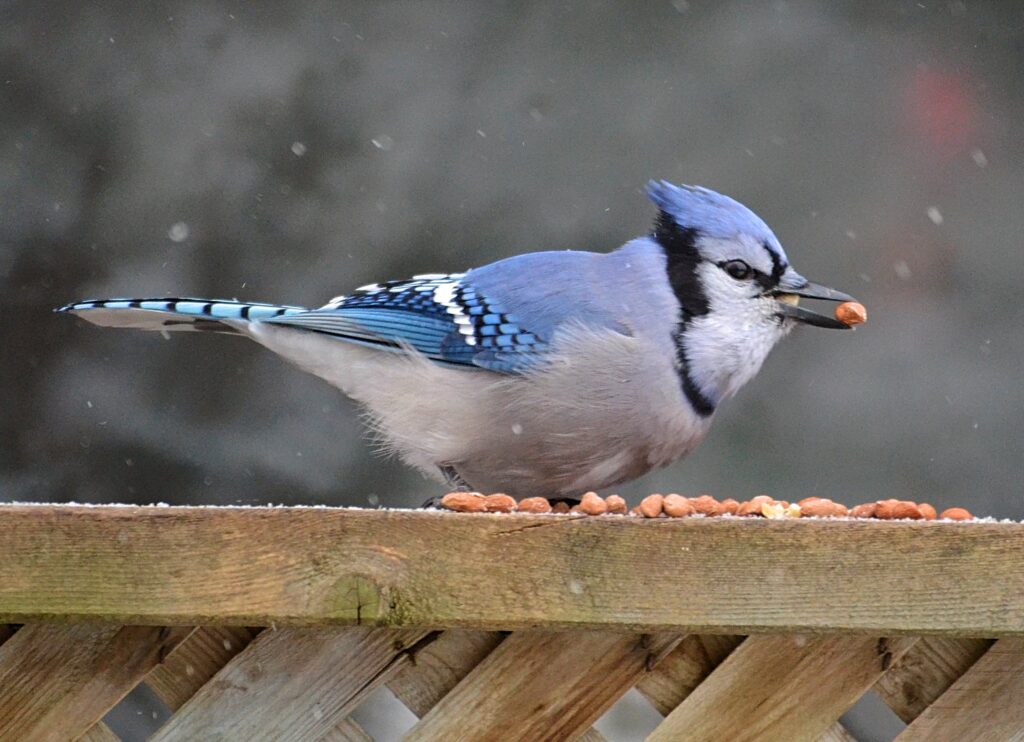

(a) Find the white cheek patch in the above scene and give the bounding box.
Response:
[682,262,789,401]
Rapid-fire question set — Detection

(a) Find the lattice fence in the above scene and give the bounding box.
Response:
[1,505,1022,741]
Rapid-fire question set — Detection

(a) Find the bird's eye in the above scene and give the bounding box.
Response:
[721,260,753,281]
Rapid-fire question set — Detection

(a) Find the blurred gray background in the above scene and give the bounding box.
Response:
[2,1,1022,740]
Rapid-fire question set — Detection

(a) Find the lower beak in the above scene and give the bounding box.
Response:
[773,281,857,330]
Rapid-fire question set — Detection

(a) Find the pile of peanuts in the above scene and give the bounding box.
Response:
[438,492,974,520]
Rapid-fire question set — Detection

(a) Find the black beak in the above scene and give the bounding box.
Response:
[772,281,857,330]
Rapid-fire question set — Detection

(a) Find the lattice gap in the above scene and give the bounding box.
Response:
[594,687,665,741]
[840,688,909,742]
[103,683,170,739]
[350,685,419,739]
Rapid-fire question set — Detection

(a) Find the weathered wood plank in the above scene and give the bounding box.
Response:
[873,636,993,723]
[896,638,1024,741]
[0,623,190,742]
[145,625,260,711]
[647,635,918,742]
[635,635,854,741]
[405,631,679,741]
[79,722,122,742]
[817,723,859,742]
[322,717,375,742]
[76,626,262,741]
[386,630,505,716]
[387,629,608,741]
[2,506,1023,635]
[151,627,427,741]
[636,634,744,714]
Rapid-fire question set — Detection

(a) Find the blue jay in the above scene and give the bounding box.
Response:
[58,181,857,499]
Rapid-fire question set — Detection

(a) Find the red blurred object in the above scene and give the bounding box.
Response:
[907,69,980,161]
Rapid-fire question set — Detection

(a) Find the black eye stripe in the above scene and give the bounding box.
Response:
[764,242,787,286]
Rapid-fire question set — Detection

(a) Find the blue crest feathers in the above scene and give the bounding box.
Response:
[646,180,786,260]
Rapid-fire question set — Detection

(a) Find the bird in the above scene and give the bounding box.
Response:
[58,180,858,501]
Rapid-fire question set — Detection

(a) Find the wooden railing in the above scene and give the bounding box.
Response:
[1,504,1022,740]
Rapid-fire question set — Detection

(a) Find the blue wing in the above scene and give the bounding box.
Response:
[262,273,548,373]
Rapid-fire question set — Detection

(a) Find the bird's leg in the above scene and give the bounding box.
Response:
[421,465,474,508]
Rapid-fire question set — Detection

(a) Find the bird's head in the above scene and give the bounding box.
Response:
[647,180,858,407]
[647,179,855,332]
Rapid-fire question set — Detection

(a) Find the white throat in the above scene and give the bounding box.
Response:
[679,264,791,406]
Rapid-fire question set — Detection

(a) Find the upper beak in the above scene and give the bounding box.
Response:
[772,280,858,330]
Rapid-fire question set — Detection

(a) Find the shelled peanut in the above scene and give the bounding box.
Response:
[939,507,973,521]
[440,492,488,513]
[663,494,694,517]
[579,492,608,515]
[835,301,867,326]
[638,494,664,518]
[440,492,517,513]
[516,497,552,514]
[798,497,848,518]
[605,495,628,514]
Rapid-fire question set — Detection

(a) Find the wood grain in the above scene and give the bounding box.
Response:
[0,623,190,742]
[817,723,859,742]
[874,636,993,723]
[636,635,854,742]
[896,638,1024,741]
[322,718,375,742]
[636,634,744,714]
[150,626,427,741]
[648,635,918,742]
[78,722,123,742]
[386,629,505,716]
[405,631,680,741]
[2,506,1023,635]
[145,625,260,711]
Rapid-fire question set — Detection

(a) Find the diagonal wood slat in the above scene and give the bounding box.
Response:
[0,623,191,742]
[145,625,260,711]
[361,629,606,740]
[636,634,744,715]
[79,722,123,742]
[817,723,859,742]
[78,626,264,742]
[322,717,376,742]
[873,636,994,723]
[405,631,679,742]
[327,630,503,740]
[151,626,427,742]
[386,630,505,717]
[648,635,918,742]
[636,634,855,741]
[896,638,1024,741]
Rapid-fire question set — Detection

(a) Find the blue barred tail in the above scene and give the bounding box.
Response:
[56,298,308,333]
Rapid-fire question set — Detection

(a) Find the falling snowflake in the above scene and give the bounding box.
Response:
[168,222,189,242]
